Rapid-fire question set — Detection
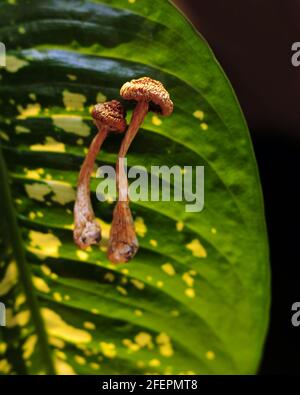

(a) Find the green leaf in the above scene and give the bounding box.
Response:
[0,0,269,375]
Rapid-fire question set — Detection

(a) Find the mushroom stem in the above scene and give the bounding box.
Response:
[118,100,149,202]
[108,200,138,264]
[119,101,149,158]
[73,124,108,249]
[108,101,149,263]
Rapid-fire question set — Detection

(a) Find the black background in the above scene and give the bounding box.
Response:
[174,0,300,375]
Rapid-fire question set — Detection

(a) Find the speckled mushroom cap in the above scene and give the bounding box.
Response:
[91,100,127,133]
[120,77,174,116]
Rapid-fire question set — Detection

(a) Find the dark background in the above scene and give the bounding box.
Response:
[173,0,300,375]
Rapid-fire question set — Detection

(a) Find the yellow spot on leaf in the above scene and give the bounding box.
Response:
[122,339,140,352]
[17,103,41,118]
[55,358,75,375]
[135,332,152,348]
[25,183,51,202]
[159,343,174,357]
[130,279,145,290]
[100,342,117,358]
[76,250,88,261]
[156,333,174,357]
[74,355,86,365]
[161,263,176,276]
[121,276,128,285]
[0,131,9,141]
[53,292,63,302]
[185,288,195,298]
[0,261,17,296]
[176,221,184,232]
[104,272,115,283]
[30,137,65,153]
[15,293,26,309]
[193,110,204,120]
[5,55,28,73]
[200,122,208,131]
[0,359,11,374]
[90,362,100,370]
[29,93,37,101]
[42,308,92,344]
[6,309,30,328]
[63,90,86,111]
[22,334,37,359]
[29,231,61,258]
[152,115,162,126]
[156,332,170,344]
[182,272,194,287]
[186,239,207,258]
[49,337,65,349]
[33,276,50,293]
[55,350,67,360]
[47,180,76,205]
[170,310,180,317]
[67,74,77,81]
[116,286,127,296]
[149,358,160,367]
[52,115,90,136]
[206,350,215,360]
[18,26,26,34]
[41,265,52,277]
[83,322,96,330]
[150,239,158,247]
[64,223,74,230]
[134,309,143,317]
[15,125,30,134]
[134,217,147,237]
[96,92,107,103]
[25,169,42,180]
[0,343,7,354]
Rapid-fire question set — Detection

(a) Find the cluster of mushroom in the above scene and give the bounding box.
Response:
[73,77,173,264]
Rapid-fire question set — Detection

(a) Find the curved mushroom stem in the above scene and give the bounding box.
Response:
[118,101,149,159]
[108,101,149,263]
[74,124,109,249]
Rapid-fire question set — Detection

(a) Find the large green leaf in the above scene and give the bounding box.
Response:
[0,0,270,375]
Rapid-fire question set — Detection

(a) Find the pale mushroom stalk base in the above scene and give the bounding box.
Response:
[108,101,149,263]
[108,201,138,263]
[74,125,108,249]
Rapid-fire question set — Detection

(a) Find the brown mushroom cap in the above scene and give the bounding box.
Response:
[92,100,127,133]
[120,77,173,116]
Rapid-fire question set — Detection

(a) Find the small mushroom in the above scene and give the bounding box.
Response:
[74,100,127,249]
[108,77,173,264]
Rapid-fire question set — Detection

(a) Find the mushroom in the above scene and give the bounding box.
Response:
[74,100,127,249]
[108,77,173,263]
